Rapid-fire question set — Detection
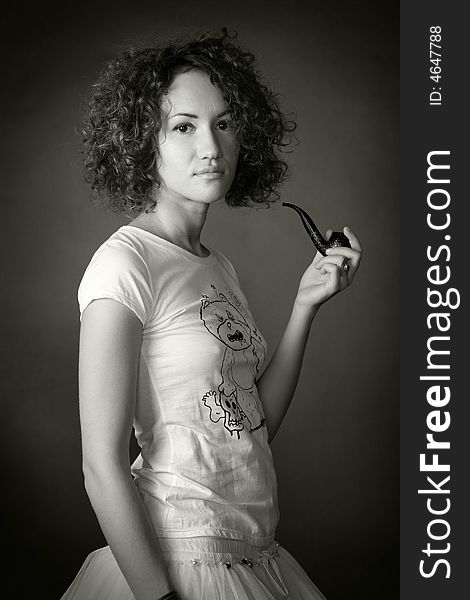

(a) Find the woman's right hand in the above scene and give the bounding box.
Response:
[79,299,175,600]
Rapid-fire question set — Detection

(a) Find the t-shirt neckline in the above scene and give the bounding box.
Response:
[121,225,216,265]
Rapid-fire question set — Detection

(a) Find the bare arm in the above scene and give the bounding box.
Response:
[257,227,363,442]
[79,299,175,600]
[256,302,317,442]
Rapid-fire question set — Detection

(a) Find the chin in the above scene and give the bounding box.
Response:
[189,186,232,204]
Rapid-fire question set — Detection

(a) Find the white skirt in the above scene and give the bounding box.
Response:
[61,536,327,599]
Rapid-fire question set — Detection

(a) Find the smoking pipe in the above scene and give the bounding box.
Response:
[282,202,351,256]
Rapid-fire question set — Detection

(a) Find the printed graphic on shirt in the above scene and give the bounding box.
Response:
[200,289,266,439]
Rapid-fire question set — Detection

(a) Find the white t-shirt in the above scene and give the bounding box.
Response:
[77,225,279,546]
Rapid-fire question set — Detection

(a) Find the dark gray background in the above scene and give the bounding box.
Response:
[2,1,398,598]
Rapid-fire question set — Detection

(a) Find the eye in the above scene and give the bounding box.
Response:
[215,313,224,322]
[173,122,195,134]
[216,119,233,131]
[226,311,234,320]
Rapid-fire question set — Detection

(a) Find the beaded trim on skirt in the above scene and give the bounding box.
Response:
[61,536,327,600]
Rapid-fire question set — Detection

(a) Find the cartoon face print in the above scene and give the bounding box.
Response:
[200,290,267,439]
[202,390,244,436]
[200,295,251,351]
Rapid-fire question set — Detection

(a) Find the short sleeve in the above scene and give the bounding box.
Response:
[77,240,153,325]
[213,250,241,286]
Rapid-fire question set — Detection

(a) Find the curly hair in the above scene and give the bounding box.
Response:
[82,28,296,213]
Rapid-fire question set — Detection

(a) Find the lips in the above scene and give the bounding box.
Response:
[195,166,224,175]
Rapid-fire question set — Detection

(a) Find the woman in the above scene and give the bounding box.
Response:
[62,29,362,600]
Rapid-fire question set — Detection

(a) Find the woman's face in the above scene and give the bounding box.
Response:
[155,69,240,206]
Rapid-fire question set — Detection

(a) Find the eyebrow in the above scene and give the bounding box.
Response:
[168,110,229,120]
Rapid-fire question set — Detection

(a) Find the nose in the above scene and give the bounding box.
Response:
[197,126,222,160]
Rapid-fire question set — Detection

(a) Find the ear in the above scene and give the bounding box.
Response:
[201,299,211,310]
[218,293,229,303]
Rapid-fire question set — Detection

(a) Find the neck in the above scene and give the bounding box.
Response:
[129,194,210,255]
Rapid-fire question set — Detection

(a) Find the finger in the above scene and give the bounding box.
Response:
[343,226,362,252]
[325,229,333,242]
[316,255,343,270]
[320,263,343,290]
[324,247,361,262]
[316,254,354,272]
